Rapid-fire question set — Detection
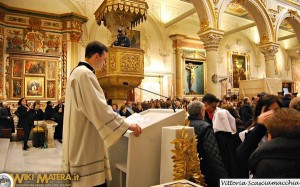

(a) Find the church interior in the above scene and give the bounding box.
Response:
[1,0,300,186]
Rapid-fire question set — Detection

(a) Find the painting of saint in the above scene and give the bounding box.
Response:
[13,79,22,98]
[47,61,56,79]
[25,77,44,97]
[232,54,247,89]
[13,60,23,77]
[25,61,45,74]
[127,30,140,48]
[47,81,55,98]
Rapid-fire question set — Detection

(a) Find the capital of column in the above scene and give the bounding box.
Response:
[198,29,224,51]
[259,42,280,61]
[70,32,82,42]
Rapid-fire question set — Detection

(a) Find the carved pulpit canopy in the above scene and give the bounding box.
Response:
[94,0,148,37]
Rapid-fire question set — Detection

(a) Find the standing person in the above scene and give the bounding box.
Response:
[241,97,253,128]
[62,41,142,187]
[15,98,34,150]
[44,101,54,120]
[187,101,228,187]
[54,99,64,114]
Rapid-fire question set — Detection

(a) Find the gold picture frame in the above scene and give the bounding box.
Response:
[228,51,250,91]
[25,76,45,98]
[12,79,23,98]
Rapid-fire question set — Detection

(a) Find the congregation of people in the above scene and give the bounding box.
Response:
[1,92,300,185]
[0,99,64,150]
[111,92,300,186]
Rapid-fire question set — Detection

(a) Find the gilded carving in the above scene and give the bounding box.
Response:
[200,18,209,31]
[29,17,42,31]
[70,32,82,42]
[213,0,219,5]
[6,30,23,51]
[0,32,3,99]
[120,54,140,72]
[277,6,284,12]
[44,34,61,54]
[6,16,27,24]
[0,11,5,21]
[24,31,45,52]
[109,55,116,71]
[236,0,247,5]
[260,35,270,45]
[288,9,299,19]
[61,41,67,98]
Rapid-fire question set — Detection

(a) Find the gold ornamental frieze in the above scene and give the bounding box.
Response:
[120,54,140,72]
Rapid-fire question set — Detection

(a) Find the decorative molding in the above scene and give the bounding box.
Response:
[0,28,4,99]
[259,43,280,61]
[159,49,171,64]
[109,54,116,71]
[200,18,209,32]
[61,39,67,99]
[120,54,140,72]
[260,35,270,45]
[198,29,224,51]
[69,32,82,42]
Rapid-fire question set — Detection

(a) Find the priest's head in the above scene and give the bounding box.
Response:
[85,41,108,70]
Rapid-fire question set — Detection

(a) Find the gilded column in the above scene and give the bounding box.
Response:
[198,29,224,97]
[259,42,280,78]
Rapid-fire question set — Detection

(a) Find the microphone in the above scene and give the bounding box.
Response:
[123,81,176,113]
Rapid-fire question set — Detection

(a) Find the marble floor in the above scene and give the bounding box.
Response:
[2,139,63,173]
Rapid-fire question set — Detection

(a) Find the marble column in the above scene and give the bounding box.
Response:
[198,29,224,97]
[259,42,280,78]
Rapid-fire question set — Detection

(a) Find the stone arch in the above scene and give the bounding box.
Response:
[190,0,216,32]
[218,0,275,43]
[275,9,300,44]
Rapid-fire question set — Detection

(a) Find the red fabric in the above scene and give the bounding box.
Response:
[206,110,214,120]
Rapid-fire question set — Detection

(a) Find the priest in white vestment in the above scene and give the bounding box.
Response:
[62,41,142,187]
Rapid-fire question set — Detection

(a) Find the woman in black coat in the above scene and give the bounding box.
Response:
[44,101,54,120]
[236,94,282,178]
[249,108,300,178]
[15,98,34,150]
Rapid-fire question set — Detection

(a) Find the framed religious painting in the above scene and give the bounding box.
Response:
[24,76,44,98]
[228,52,250,90]
[12,59,23,78]
[12,79,23,98]
[24,60,45,74]
[46,80,56,98]
[47,61,57,79]
[126,30,140,48]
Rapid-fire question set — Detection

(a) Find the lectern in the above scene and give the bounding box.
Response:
[108,109,185,187]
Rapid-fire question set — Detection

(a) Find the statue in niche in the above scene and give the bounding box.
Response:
[113,29,131,47]
[186,63,198,94]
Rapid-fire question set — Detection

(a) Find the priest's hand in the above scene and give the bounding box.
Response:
[128,124,142,137]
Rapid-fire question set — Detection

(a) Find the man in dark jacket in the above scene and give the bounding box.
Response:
[249,108,300,178]
[281,92,292,108]
[241,97,253,127]
[202,93,220,125]
[187,101,228,187]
